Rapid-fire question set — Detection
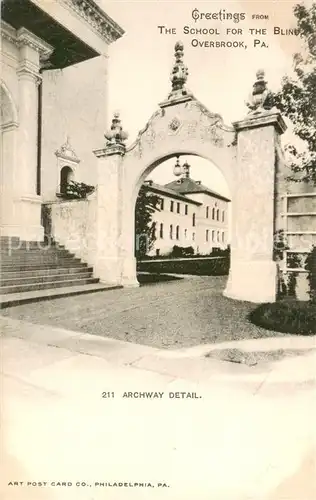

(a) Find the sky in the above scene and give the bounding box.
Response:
[99,0,308,196]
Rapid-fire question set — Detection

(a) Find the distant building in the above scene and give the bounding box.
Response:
[142,163,230,256]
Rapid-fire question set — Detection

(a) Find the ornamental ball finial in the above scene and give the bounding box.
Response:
[104,112,128,146]
[175,40,184,51]
[256,69,265,80]
[246,69,274,113]
[168,40,190,99]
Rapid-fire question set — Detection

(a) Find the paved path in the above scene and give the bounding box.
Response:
[1,276,287,349]
[1,315,316,500]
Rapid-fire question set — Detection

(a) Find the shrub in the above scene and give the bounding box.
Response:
[248,301,316,335]
[211,246,230,257]
[171,245,194,257]
[137,256,229,276]
[63,180,95,200]
[305,246,316,303]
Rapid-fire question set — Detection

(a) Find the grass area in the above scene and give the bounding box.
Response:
[137,257,229,276]
[249,300,316,335]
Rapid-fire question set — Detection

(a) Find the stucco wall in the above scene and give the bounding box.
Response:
[41,55,108,201]
[48,195,97,268]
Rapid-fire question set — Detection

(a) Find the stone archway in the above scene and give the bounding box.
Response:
[93,43,286,303]
[0,81,18,237]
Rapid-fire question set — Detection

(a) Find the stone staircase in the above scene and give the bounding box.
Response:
[0,236,118,307]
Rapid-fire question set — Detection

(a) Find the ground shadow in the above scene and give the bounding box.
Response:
[137,272,183,285]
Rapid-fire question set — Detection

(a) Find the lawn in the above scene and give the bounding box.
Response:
[249,300,316,335]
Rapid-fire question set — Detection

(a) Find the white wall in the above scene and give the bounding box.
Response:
[41,55,108,201]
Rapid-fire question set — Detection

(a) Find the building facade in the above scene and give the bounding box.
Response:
[143,163,230,256]
[0,0,123,241]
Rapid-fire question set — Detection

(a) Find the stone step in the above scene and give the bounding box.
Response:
[0,256,81,264]
[0,277,100,294]
[0,237,102,300]
[0,271,93,286]
[0,240,64,249]
[0,283,122,308]
[0,266,93,279]
[0,262,88,272]
[0,249,73,257]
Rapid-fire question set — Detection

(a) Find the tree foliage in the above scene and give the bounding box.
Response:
[135,185,161,257]
[274,3,316,184]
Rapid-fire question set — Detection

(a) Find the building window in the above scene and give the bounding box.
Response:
[206,229,209,242]
[217,230,220,242]
[159,223,163,239]
[170,200,174,212]
[222,231,225,243]
[152,222,157,239]
[170,224,173,239]
[185,205,188,215]
[212,230,215,242]
[176,225,180,240]
[184,229,187,239]
[177,202,180,214]
[160,198,164,210]
[222,210,225,222]
[212,207,215,220]
[192,232,195,241]
[216,209,220,221]
[156,249,160,256]
[192,213,196,227]
[206,206,209,218]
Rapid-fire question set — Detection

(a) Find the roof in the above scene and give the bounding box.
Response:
[143,182,201,206]
[164,177,231,202]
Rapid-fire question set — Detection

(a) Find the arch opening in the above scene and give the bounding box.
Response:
[133,154,232,285]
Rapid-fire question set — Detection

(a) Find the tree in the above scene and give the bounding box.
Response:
[274,3,316,184]
[135,185,161,257]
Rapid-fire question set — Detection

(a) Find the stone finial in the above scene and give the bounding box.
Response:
[168,41,191,100]
[104,112,128,146]
[246,69,274,113]
[182,161,190,178]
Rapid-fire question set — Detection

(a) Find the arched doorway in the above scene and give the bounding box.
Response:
[0,81,18,236]
[59,165,74,195]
